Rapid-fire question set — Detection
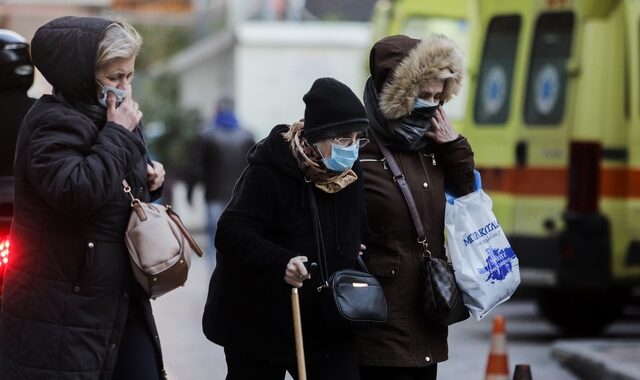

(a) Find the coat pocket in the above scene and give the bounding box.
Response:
[365,251,401,278]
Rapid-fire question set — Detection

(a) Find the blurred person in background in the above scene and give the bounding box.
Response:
[0,29,36,177]
[0,16,167,379]
[202,78,369,380]
[356,34,476,380]
[186,96,255,265]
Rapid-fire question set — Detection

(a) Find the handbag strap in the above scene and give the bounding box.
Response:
[122,179,133,199]
[370,131,431,255]
[306,183,330,289]
[122,179,148,221]
[307,183,372,289]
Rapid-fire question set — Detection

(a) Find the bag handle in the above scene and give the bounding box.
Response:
[370,131,431,255]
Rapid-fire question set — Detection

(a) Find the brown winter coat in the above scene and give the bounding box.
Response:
[357,33,474,367]
[356,136,475,367]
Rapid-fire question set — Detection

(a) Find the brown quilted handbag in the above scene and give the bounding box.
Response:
[421,255,469,325]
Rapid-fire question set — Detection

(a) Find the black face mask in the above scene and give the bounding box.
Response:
[391,104,440,148]
[401,103,440,131]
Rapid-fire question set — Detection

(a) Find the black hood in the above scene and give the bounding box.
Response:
[31,16,110,104]
[247,124,301,180]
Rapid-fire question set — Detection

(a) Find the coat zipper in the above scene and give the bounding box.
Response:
[74,241,95,292]
[359,157,388,170]
[417,153,433,260]
[423,153,437,166]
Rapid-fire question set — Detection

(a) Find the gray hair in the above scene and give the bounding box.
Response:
[96,21,142,71]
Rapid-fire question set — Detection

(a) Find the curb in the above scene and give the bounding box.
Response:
[551,340,640,380]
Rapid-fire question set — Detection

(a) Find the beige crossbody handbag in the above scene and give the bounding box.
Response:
[123,180,204,299]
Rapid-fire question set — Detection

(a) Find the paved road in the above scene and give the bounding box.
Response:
[440,301,579,379]
[153,255,225,380]
[152,244,640,380]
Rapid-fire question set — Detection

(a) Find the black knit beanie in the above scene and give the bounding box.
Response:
[301,77,369,144]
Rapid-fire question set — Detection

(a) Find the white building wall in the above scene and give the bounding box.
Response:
[234,21,371,139]
[177,52,234,122]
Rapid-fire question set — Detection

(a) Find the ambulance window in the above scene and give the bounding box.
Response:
[524,12,574,125]
[402,17,470,123]
[474,15,521,125]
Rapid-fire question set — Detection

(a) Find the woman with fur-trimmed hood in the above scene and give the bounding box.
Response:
[356,34,475,380]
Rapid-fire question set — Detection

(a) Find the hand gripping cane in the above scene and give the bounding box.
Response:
[291,288,307,380]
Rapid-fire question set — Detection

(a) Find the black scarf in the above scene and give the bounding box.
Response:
[363,77,429,152]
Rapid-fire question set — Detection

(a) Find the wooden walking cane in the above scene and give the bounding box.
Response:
[291,288,307,380]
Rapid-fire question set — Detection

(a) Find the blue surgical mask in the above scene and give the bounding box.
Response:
[97,83,127,108]
[322,142,360,172]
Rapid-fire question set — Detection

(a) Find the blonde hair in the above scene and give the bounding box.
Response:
[96,21,142,71]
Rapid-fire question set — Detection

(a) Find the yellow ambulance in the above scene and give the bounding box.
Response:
[373,0,640,335]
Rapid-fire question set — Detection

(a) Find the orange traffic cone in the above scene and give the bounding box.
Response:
[485,314,509,380]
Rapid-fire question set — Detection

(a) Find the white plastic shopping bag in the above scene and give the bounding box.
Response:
[445,172,520,320]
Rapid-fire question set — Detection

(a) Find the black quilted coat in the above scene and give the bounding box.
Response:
[0,16,165,379]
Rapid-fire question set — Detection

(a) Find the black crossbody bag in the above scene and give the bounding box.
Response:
[307,184,388,328]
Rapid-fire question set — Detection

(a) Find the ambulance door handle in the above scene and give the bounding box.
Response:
[516,140,528,167]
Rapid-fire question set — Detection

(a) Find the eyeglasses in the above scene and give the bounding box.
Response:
[330,137,370,148]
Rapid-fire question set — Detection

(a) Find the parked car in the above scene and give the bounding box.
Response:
[0,28,36,294]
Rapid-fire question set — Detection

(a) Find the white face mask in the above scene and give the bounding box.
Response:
[414,97,439,108]
[97,83,127,108]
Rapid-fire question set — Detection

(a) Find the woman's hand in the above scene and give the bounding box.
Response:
[425,107,458,143]
[147,161,165,192]
[106,89,142,132]
[359,244,366,256]
[285,256,310,288]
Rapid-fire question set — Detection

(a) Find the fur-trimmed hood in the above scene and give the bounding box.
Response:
[371,34,464,120]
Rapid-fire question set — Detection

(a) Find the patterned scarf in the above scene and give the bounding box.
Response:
[282,121,357,194]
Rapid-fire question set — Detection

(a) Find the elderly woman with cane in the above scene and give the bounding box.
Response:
[203,77,370,380]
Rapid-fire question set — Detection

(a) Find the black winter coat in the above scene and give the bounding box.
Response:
[0,16,164,379]
[203,124,367,362]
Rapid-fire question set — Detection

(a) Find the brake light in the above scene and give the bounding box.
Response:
[0,238,9,267]
[567,142,601,213]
